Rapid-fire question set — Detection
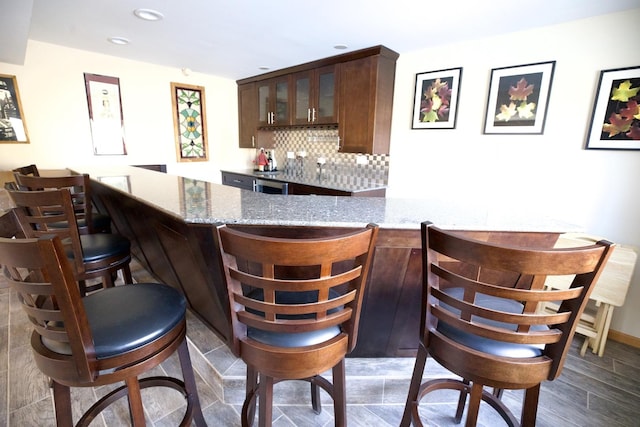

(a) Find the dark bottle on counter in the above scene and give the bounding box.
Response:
[267,151,273,171]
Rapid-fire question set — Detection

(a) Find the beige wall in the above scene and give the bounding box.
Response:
[0,40,243,182]
[1,9,639,339]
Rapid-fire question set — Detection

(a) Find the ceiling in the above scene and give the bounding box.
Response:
[3,0,638,81]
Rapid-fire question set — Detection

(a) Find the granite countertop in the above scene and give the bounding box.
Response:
[72,165,577,232]
[221,168,387,193]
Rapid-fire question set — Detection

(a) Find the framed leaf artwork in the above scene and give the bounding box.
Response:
[586,66,640,150]
[171,82,209,162]
[412,67,462,129]
[483,61,556,135]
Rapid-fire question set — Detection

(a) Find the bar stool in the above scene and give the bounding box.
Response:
[13,172,112,233]
[400,222,613,427]
[216,224,378,427]
[0,234,206,426]
[8,187,132,295]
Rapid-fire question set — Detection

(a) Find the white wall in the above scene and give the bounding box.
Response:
[1,9,639,339]
[387,9,640,338]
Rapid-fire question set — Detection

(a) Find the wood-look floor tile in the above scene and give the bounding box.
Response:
[0,368,6,427]
[8,344,49,412]
[8,397,54,426]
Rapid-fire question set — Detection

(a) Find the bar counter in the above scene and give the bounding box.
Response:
[66,165,576,357]
[76,165,573,231]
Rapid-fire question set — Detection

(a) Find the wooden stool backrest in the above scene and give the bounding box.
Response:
[13,173,94,234]
[0,235,96,382]
[217,224,378,356]
[8,188,86,276]
[423,222,613,379]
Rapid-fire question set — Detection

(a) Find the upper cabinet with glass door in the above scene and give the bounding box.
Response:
[257,76,291,127]
[292,65,338,125]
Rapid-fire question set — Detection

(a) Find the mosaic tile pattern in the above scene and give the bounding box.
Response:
[270,128,390,185]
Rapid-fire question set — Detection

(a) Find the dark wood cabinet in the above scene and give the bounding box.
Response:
[238,82,257,148]
[338,50,397,154]
[292,65,338,125]
[237,46,398,154]
[256,76,291,127]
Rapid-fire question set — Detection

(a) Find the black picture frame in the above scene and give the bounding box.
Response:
[585,66,640,150]
[483,61,556,135]
[412,67,463,129]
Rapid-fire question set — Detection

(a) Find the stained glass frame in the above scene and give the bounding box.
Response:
[171,82,209,162]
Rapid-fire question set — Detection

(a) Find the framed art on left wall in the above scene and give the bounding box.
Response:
[0,74,29,143]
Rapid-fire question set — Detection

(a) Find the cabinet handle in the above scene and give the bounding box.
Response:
[270,112,275,124]
[307,108,311,123]
[251,136,255,147]
[312,107,316,122]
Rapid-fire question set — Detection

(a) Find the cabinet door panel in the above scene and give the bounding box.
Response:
[339,57,373,153]
[238,83,257,148]
[257,83,270,127]
[274,80,289,125]
[315,65,338,124]
[294,74,311,124]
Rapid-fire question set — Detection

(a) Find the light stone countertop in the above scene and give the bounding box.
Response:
[72,165,577,232]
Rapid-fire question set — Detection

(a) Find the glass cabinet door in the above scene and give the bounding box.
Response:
[316,66,336,124]
[294,74,311,124]
[257,83,270,126]
[293,66,337,125]
[257,77,291,126]
[274,80,289,125]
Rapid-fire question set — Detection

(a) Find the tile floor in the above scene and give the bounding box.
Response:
[1,259,639,426]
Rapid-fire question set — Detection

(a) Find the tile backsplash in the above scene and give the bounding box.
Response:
[260,128,389,184]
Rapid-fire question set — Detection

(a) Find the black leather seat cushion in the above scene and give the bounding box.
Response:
[245,289,342,348]
[83,283,186,358]
[64,233,130,262]
[437,287,547,358]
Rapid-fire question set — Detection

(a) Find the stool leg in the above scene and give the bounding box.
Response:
[125,376,146,426]
[521,383,540,427]
[258,374,274,427]
[333,359,346,427]
[400,343,428,427]
[455,379,470,423]
[310,380,321,414]
[177,339,206,426]
[122,263,133,285]
[52,380,73,427]
[245,366,258,425]
[464,382,482,427]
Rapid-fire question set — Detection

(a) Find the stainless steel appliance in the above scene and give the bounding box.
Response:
[253,179,288,194]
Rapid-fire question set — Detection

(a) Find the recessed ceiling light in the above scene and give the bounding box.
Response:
[108,37,130,45]
[259,66,270,71]
[334,44,348,50]
[134,8,164,21]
